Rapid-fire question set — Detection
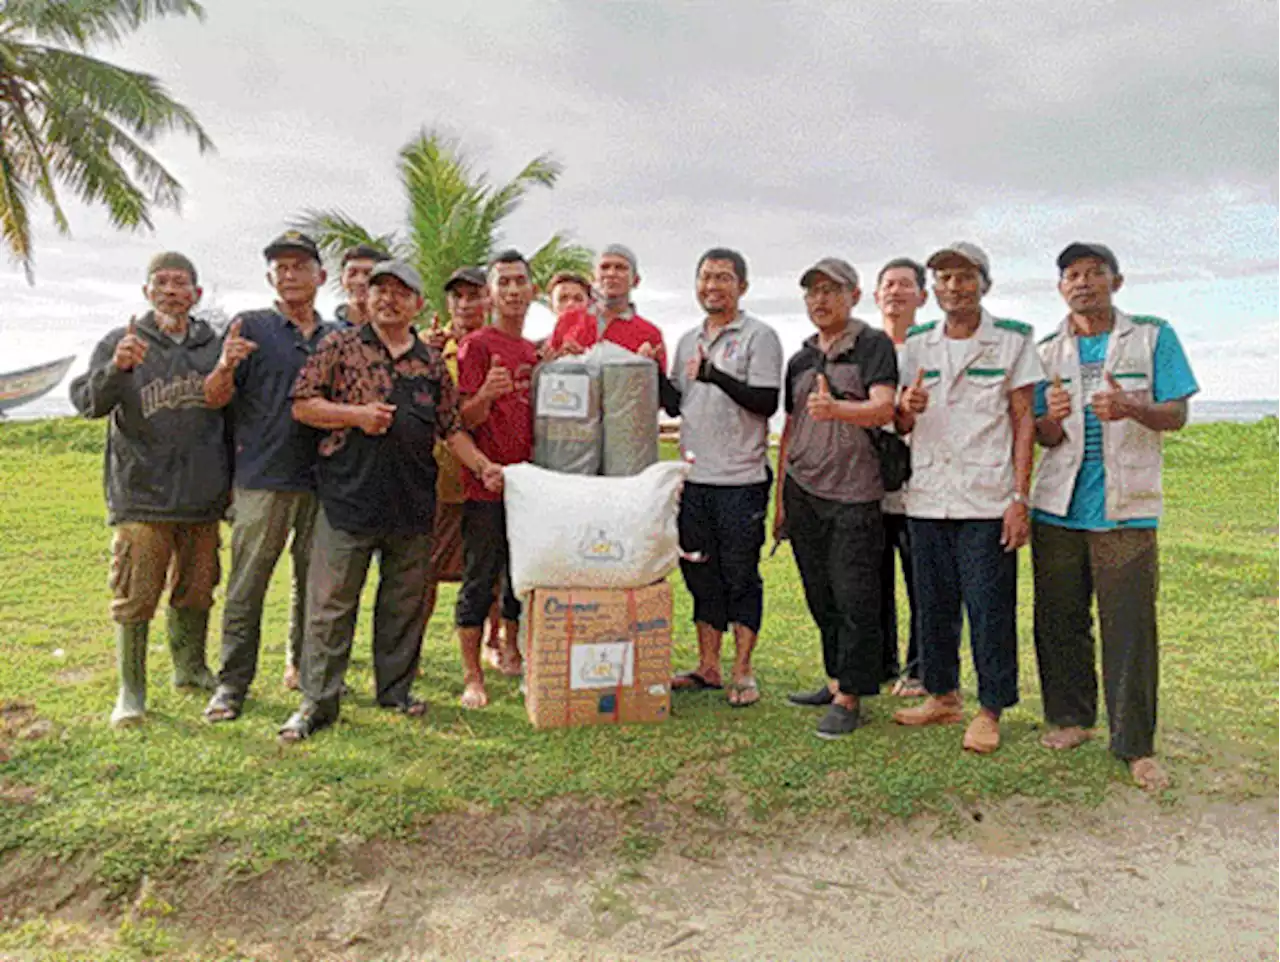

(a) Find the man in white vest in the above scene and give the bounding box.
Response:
[892,242,1042,754]
[1030,242,1198,792]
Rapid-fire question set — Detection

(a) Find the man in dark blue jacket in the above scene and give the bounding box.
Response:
[202,231,338,722]
[71,252,230,728]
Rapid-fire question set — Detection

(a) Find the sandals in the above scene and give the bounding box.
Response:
[202,691,241,724]
[671,670,723,691]
[277,710,327,744]
[727,675,760,708]
[891,676,927,698]
[387,696,429,717]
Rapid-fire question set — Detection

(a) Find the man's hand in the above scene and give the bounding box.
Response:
[1091,372,1135,422]
[900,369,929,414]
[112,317,148,372]
[1000,501,1030,552]
[636,341,667,369]
[424,315,448,351]
[217,319,258,372]
[684,344,707,382]
[1045,373,1072,422]
[806,373,839,422]
[356,402,396,436]
[479,357,515,400]
[479,461,504,494]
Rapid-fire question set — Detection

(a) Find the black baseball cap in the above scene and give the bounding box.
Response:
[1057,242,1120,275]
[444,266,487,292]
[263,230,321,264]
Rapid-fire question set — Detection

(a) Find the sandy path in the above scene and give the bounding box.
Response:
[355,797,1278,962]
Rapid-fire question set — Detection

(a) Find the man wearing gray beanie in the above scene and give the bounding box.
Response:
[544,243,666,363]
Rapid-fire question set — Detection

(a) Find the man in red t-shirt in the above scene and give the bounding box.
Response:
[545,244,666,366]
[454,249,539,709]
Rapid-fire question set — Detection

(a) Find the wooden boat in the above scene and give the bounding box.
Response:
[0,355,76,416]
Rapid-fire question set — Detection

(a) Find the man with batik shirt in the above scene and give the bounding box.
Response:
[278,261,501,742]
[1030,242,1197,792]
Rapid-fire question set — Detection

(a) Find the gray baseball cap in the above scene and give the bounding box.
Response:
[599,243,638,273]
[369,260,424,297]
[1057,242,1120,275]
[800,257,859,289]
[444,266,487,292]
[926,242,991,284]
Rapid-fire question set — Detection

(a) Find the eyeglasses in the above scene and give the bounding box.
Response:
[804,284,847,299]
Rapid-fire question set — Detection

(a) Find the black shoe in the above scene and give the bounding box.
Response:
[815,703,864,739]
[788,686,835,707]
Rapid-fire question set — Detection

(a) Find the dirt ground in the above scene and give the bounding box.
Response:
[9,792,1274,962]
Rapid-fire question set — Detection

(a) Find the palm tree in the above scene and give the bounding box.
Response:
[296,129,592,320]
[0,0,214,281]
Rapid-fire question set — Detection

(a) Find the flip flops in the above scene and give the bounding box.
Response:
[671,670,723,691]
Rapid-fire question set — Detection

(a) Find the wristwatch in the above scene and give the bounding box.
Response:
[1010,492,1027,505]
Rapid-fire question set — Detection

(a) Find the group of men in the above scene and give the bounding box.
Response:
[71,231,1195,790]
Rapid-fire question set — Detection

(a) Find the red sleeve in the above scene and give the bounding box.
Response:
[548,308,585,351]
[456,332,489,397]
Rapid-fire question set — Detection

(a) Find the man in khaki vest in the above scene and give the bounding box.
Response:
[1030,243,1198,792]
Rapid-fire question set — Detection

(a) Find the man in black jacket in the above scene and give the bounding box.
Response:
[70,252,230,728]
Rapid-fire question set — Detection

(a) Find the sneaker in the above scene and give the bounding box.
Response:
[787,686,835,708]
[892,691,963,726]
[815,703,863,739]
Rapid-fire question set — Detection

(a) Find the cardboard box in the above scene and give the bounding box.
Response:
[524,583,672,729]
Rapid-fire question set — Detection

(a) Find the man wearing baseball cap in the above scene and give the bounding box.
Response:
[774,258,899,737]
[545,244,666,363]
[1029,243,1197,791]
[202,230,338,723]
[420,266,496,648]
[892,242,1043,754]
[278,261,502,741]
[71,252,230,726]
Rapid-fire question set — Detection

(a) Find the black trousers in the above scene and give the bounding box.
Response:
[456,500,521,627]
[784,477,884,697]
[677,480,769,633]
[1032,523,1160,760]
[879,511,919,681]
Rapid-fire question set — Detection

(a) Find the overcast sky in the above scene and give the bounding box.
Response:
[2,0,1277,402]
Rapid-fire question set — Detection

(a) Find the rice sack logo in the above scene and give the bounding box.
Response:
[577,526,625,563]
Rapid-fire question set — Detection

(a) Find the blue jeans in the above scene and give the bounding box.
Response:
[908,518,1019,712]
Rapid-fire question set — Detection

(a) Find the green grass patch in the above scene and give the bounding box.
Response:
[0,418,1275,890]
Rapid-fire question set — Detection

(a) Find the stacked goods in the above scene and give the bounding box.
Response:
[532,354,602,475]
[523,583,673,729]
[533,343,658,477]
[503,461,689,598]
[599,346,659,476]
[503,460,689,729]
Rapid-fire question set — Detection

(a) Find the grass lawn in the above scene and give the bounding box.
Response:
[1,418,1275,914]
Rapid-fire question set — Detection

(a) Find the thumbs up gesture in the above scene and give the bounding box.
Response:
[806,371,839,422]
[479,355,515,401]
[112,316,148,371]
[217,318,258,372]
[900,368,930,415]
[1045,372,1072,423]
[685,343,708,383]
[1091,371,1131,422]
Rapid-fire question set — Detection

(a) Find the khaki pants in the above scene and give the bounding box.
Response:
[215,488,317,700]
[109,522,221,624]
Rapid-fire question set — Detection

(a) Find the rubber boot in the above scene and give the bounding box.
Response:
[111,622,148,728]
[167,607,217,690]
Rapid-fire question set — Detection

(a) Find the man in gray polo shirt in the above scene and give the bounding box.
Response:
[774,258,898,737]
[660,248,783,707]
